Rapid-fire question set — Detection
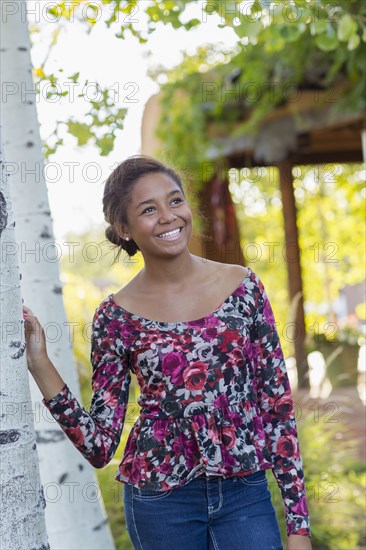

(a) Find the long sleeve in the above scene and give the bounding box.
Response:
[42,306,132,468]
[250,275,311,538]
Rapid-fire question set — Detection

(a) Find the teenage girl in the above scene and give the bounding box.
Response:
[23,156,312,550]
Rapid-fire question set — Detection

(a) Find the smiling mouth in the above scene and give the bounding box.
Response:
[156,227,183,240]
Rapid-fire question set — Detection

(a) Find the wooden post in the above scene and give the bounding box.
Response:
[278,161,309,389]
[196,163,245,265]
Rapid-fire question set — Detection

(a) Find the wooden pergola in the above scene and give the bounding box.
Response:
[141,82,364,389]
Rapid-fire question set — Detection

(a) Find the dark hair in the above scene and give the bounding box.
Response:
[103,155,186,261]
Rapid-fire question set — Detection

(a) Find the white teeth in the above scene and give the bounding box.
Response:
[157,228,181,239]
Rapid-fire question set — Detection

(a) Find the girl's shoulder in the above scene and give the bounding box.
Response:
[201,259,250,288]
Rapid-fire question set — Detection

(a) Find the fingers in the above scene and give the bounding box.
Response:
[22,305,34,317]
[22,306,37,328]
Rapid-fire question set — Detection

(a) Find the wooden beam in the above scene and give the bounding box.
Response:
[228,150,362,168]
[278,161,309,390]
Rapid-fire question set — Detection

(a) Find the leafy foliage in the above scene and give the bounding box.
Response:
[150,0,366,186]
[35,70,127,158]
[31,0,365,162]
[227,162,365,357]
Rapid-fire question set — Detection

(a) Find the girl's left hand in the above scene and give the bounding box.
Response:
[287,534,312,550]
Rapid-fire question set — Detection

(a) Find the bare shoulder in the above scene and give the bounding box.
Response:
[226,263,249,279]
[223,264,249,288]
[215,261,248,278]
[203,260,249,288]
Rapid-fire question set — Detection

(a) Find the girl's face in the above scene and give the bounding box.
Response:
[119,172,193,258]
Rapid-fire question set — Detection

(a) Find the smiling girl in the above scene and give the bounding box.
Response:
[23,155,312,550]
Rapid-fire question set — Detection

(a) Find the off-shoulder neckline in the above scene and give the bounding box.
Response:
[106,267,253,326]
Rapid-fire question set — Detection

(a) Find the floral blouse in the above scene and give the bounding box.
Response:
[42,267,311,538]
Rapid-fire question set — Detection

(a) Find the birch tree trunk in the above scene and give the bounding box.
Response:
[1,2,115,548]
[0,126,50,549]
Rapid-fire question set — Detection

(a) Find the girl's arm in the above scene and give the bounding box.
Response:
[24,304,132,468]
[249,274,312,545]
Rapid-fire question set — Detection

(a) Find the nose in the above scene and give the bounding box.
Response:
[158,208,177,224]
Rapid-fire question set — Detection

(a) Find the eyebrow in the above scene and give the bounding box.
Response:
[136,189,183,209]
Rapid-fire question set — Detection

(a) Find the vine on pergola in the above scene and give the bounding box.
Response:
[29,0,365,165]
[148,0,366,189]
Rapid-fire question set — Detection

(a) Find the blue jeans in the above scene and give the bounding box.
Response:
[123,470,283,549]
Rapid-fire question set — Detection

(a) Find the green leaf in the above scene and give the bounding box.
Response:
[184,18,200,30]
[316,25,339,52]
[115,108,128,121]
[279,23,305,42]
[67,72,80,84]
[234,20,263,39]
[337,14,357,42]
[67,121,93,146]
[96,135,115,156]
[347,33,360,51]
[310,21,328,36]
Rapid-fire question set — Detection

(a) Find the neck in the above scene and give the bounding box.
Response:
[140,249,203,289]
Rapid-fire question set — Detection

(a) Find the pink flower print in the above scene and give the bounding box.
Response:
[276,434,299,459]
[183,362,208,391]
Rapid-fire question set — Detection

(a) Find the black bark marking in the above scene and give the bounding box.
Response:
[9,340,26,359]
[26,141,34,148]
[36,486,46,510]
[32,442,36,450]
[30,545,50,550]
[93,518,108,531]
[10,340,22,347]
[0,191,8,237]
[0,429,21,444]
[17,46,28,51]
[78,463,84,471]
[19,273,22,280]
[52,285,63,294]
[58,472,68,484]
[39,226,51,238]
[35,430,66,444]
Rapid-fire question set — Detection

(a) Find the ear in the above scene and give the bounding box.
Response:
[115,222,130,241]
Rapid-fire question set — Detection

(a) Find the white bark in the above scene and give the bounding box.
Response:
[0,126,50,549]
[0,2,115,548]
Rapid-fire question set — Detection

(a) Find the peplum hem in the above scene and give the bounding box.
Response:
[114,401,274,491]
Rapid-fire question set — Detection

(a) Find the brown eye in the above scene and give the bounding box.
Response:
[142,206,155,214]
